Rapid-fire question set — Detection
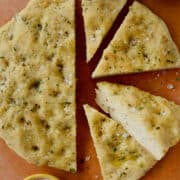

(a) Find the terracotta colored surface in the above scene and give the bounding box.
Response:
[0,0,180,180]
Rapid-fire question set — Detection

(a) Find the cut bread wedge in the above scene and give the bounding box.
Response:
[81,0,127,62]
[96,82,180,160]
[92,1,180,78]
[0,0,76,172]
[83,104,156,180]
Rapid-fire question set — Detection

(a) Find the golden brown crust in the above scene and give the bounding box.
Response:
[82,0,127,62]
[84,104,156,180]
[0,0,76,172]
[96,82,180,160]
[93,1,180,77]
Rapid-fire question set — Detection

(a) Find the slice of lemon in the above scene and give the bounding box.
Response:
[24,173,59,180]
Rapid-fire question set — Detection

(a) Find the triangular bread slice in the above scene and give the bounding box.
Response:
[81,0,127,62]
[92,1,180,77]
[96,82,180,160]
[83,104,156,180]
[0,0,76,172]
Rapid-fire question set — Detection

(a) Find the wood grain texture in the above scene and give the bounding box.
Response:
[0,0,180,180]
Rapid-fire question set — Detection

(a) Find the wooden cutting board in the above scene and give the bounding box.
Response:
[0,0,180,180]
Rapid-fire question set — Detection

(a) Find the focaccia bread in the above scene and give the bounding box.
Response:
[96,82,180,160]
[81,0,127,62]
[0,0,76,172]
[92,1,180,78]
[83,105,156,180]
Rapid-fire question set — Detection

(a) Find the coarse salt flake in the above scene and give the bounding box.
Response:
[167,83,174,90]
[130,107,136,112]
[85,155,91,162]
[122,133,129,139]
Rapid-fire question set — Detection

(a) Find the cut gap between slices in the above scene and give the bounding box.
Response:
[75,0,103,174]
[88,0,135,69]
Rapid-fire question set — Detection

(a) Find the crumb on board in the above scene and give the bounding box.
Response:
[79,155,91,164]
[167,83,174,90]
[85,155,91,162]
